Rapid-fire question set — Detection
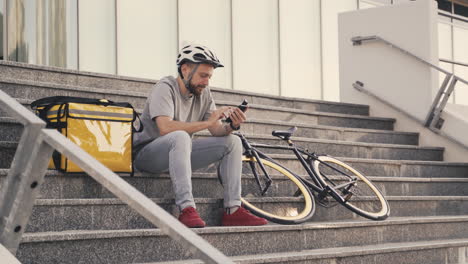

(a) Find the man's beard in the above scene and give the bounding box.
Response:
[187,82,206,97]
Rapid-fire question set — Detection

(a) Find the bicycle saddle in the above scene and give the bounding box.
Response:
[272,126,297,140]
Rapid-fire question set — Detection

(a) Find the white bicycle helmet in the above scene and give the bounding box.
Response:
[176,45,224,69]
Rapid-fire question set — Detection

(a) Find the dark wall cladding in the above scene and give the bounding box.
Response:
[454,3,468,17]
[437,0,453,13]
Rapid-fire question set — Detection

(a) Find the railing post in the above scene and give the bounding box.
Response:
[429,76,458,130]
[0,123,54,255]
[424,73,453,127]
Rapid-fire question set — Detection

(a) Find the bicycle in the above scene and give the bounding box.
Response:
[237,126,390,225]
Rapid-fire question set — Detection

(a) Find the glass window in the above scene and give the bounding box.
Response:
[436,0,452,12]
[79,0,116,74]
[279,0,321,99]
[37,0,78,69]
[8,0,37,63]
[5,0,77,68]
[179,0,231,89]
[321,0,358,102]
[232,0,279,95]
[117,0,177,79]
[454,3,468,17]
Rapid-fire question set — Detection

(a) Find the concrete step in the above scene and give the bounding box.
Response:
[0,60,370,116]
[196,132,442,161]
[150,238,468,264]
[0,60,155,93]
[0,78,149,109]
[0,78,372,120]
[244,118,418,145]
[0,130,437,173]
[0,77,392,129]
[24,196,468,232]
[0,116,417,146]
[0,93,395,134]
[267,154,468,178]
[0,127,436,168]
[220,101,393,130]
[0,143,466,177]
[2,170,467,200]
[213,90,370,116]
[1,132,437,168]
[16,216,468,263]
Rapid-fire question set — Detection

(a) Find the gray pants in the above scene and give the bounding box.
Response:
[134,130,243,210]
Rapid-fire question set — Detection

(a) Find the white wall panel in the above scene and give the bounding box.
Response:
[117,0,177,79]
[179,0,231,89]
[279,0,321,99]
[453,21,468,105]
[232,0,279,95]
[438,20,454,102]
[322,0,357,101]
[79,0,115,74]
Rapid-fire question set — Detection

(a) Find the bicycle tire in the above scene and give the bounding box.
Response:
[241,155,315,224]
[311,155,389,220]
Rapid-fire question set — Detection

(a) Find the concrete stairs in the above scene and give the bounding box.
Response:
[1,61,468,263]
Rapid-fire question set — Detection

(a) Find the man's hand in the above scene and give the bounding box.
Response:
[227,107,247,129]
[206,106,248,136]
[207,106,230,126]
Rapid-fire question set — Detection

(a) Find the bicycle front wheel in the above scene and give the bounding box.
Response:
[241,156,315,225]
[312,156,389,220]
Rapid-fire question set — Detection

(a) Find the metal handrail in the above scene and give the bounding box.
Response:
[0,90,232,264]
[440,58,468,68]
[351,35,468,131]
[438,10,468,24]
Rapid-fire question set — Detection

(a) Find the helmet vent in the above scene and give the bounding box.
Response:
[194,53,207,60]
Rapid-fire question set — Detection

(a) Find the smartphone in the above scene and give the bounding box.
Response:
[225,99,248,123]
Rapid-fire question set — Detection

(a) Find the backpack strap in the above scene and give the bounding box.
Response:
[31,96,144,132]
[31,96,117,109]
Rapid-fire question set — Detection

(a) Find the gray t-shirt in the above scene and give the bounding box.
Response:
[133,76,216,152]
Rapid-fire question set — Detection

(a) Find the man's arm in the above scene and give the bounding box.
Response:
[156,107,229,136]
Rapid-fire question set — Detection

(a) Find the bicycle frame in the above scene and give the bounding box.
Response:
[237,132,358,204]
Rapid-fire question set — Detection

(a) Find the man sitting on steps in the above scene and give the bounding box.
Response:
[133,44,268,228]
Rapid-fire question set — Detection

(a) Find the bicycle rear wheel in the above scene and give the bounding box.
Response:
[241,156,315,225]
[312,156,389,220]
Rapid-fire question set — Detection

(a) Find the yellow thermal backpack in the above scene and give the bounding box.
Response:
[31,96,142,173]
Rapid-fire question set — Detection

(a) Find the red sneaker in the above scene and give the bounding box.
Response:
[178,207,206,228]
[222,207,268,226]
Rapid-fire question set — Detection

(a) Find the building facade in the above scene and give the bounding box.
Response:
[0,0,467,103]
